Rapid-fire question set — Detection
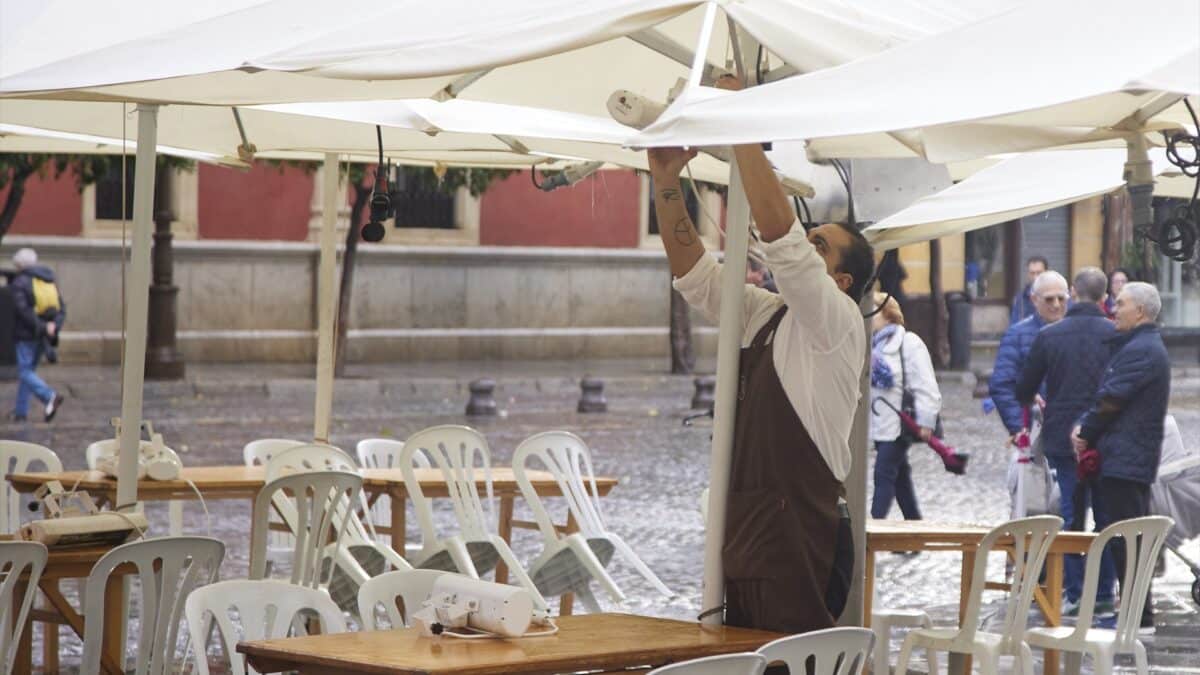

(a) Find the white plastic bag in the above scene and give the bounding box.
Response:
[1007,432,1060,518]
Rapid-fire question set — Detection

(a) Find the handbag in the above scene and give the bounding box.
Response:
[898,333,943,442]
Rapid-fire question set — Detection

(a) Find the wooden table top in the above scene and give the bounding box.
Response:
[238,613,784,675]
[1,535,128,580]
[867,519,1095,553]
[6,466,618,501]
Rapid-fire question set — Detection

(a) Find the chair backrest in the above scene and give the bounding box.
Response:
[400,425,494,543]
[648,652,767,675]
[357,569,448,630]
[265,444,381,547]
[243,438,307,467]
[512,431,607,541]
[1076,515,1173,648]
[960,515,1062,645]
[0,541,47,674]
[757,627,874,675]
[85,438,165,470]
[357,438,430,470]
[82,536,224,675]
[249,470,363,589]
[0,441,62,534]
[185,579,347,675]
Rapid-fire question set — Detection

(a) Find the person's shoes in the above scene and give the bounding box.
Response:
[1094,599,1116,616]
[7,413,27,423]
[1137,615,1156,635]
[1062,596,1082,617]
[44,394,65,422]
[1095,614,1117,630]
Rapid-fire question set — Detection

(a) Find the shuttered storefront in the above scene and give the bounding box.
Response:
[1020,206,1071,274]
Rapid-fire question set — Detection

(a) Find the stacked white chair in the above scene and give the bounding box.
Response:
[1025,516,1174,675]
[355,438,431,552]
[871,608,934,675]
[357,569,448,630]
[243,439,310,570]
[81,536,224,675]
[648,652,767,675]
[758,627,874,675]
[0,441,61,534]
[0,541,47,675]
[895,515,1063,675]
[400,425,547,611]
[513,431,671,612]
[260,445,410,610]
[186,579,348,675]
[86,438,183,536]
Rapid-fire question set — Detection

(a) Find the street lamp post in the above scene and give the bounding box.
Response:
[145,163,185,380]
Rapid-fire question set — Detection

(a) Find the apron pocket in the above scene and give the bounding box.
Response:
[723,488,795,580]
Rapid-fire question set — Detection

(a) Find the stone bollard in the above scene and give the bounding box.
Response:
[466,379,498,416]
[577,377,608,413]
[691,375,716,411]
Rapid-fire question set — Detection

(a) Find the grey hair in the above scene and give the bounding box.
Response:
[1031,270,1068,296]
[1072,267,1108,303]
[11,248,37,270]
[1121,282,1162,321]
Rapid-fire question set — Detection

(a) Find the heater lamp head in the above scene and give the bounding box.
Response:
[361,221,386,242]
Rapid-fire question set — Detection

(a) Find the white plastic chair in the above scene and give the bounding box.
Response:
[249,469,363,590]
[895,515,1063,675]
[243,439,309,570]
[513,431,671,612]
[648,652,767,675]
[356,569,448,630]
[355,438,431,551]
[400,425,547,610]
[0,541,47,675]
[185,579,348,675]
[86,438,183,536]
[758,627,874,675]
[871,608,934,675]
[1025,516,1174,675]
[81,536,224,675]
[0,441,62,534]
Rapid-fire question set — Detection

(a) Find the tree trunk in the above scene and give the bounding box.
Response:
[929,239,949,368]
[333,181,373,377]
[0,164,35,243]
[669,279,695,374]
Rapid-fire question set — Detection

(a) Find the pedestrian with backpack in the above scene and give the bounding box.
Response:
[9,247,65,422]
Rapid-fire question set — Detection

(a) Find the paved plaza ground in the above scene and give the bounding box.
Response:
[3,359,1198,673]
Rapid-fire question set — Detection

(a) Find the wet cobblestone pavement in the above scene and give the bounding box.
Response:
[2,360,1197,673]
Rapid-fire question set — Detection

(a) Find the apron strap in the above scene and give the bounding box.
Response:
[750,305,789,350]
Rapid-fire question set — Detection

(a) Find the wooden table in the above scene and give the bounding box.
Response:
[2,537,131,675]
[7,466,618,614]
[239,613,784,675]
[865,519,1095,675]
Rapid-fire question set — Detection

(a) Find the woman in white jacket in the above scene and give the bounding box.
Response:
[869,293,942,520]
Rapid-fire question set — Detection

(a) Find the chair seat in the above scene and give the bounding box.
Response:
[910,627,1004,651]
[1026,626,1123,651]
[872,608,929,626]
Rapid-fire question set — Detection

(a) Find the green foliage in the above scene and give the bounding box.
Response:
[0,153,194,192]
[261,158,513,197]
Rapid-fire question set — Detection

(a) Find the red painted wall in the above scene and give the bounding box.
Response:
[198,163,314,241]
[1,171,82,236]
[480,169,641,248]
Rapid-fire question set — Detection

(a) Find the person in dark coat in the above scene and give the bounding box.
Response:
[9,247,66,422]
[990,270,1068,443]
[1009,255,1048,325]
[1016,267,1117,617]
[1073,281,1171,633]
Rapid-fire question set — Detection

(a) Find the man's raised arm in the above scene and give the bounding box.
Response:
[717,75,795,243]
[648,147,707,278]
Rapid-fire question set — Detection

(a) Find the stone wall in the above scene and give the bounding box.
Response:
[1,236,717,363]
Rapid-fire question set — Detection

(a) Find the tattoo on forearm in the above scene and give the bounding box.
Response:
[659,188,682,202]
[673,217,696,246]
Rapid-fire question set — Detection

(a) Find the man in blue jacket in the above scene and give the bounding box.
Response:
[990,271,1068,444]
[1009,255,1048,325]
[1016,267,1117,617]
[1073,282,1171,633]
[9,247,66,422]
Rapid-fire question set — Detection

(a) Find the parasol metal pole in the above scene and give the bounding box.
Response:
[1124,132,1156,274]
[840,297,872,627]
[314,153,339,443]
[687,3,718,89]
[115,104,159,510]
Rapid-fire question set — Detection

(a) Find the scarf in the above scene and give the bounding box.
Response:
[871,324,899,390]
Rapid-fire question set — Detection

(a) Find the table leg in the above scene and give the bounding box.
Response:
[12,580,32,675]
[494,496,515,584]
[390,488,407,556]
[559,512,579,616]
[863,549,876,627]
[103,574,125,675]
[43,580,59,673]
[955,551,976,675]
[1043,552,1064,675]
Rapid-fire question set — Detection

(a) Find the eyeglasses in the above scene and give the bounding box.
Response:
[1039,295,1068,304]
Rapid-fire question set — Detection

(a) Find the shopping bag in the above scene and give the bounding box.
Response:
[1007,431,1060,518]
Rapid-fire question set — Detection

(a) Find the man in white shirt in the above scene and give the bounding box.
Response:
[649,75,874,635]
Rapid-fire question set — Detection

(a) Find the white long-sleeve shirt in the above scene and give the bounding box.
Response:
[673,222,866,481]
[869,326,942,442]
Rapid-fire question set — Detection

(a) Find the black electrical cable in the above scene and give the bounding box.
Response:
[755,45,764,85]
[376,124,383,166]
[793,195,813,231]
[530,164,545,190]
[860,249,899,318]
[831,159,856,225]
[1145,99,1200,262]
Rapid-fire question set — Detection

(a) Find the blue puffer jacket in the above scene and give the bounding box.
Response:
[989,314,1045,435]
[1078,324,1171,485]
[1015,304,1116,458]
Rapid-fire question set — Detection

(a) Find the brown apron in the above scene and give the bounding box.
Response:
[723,306,852,634]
